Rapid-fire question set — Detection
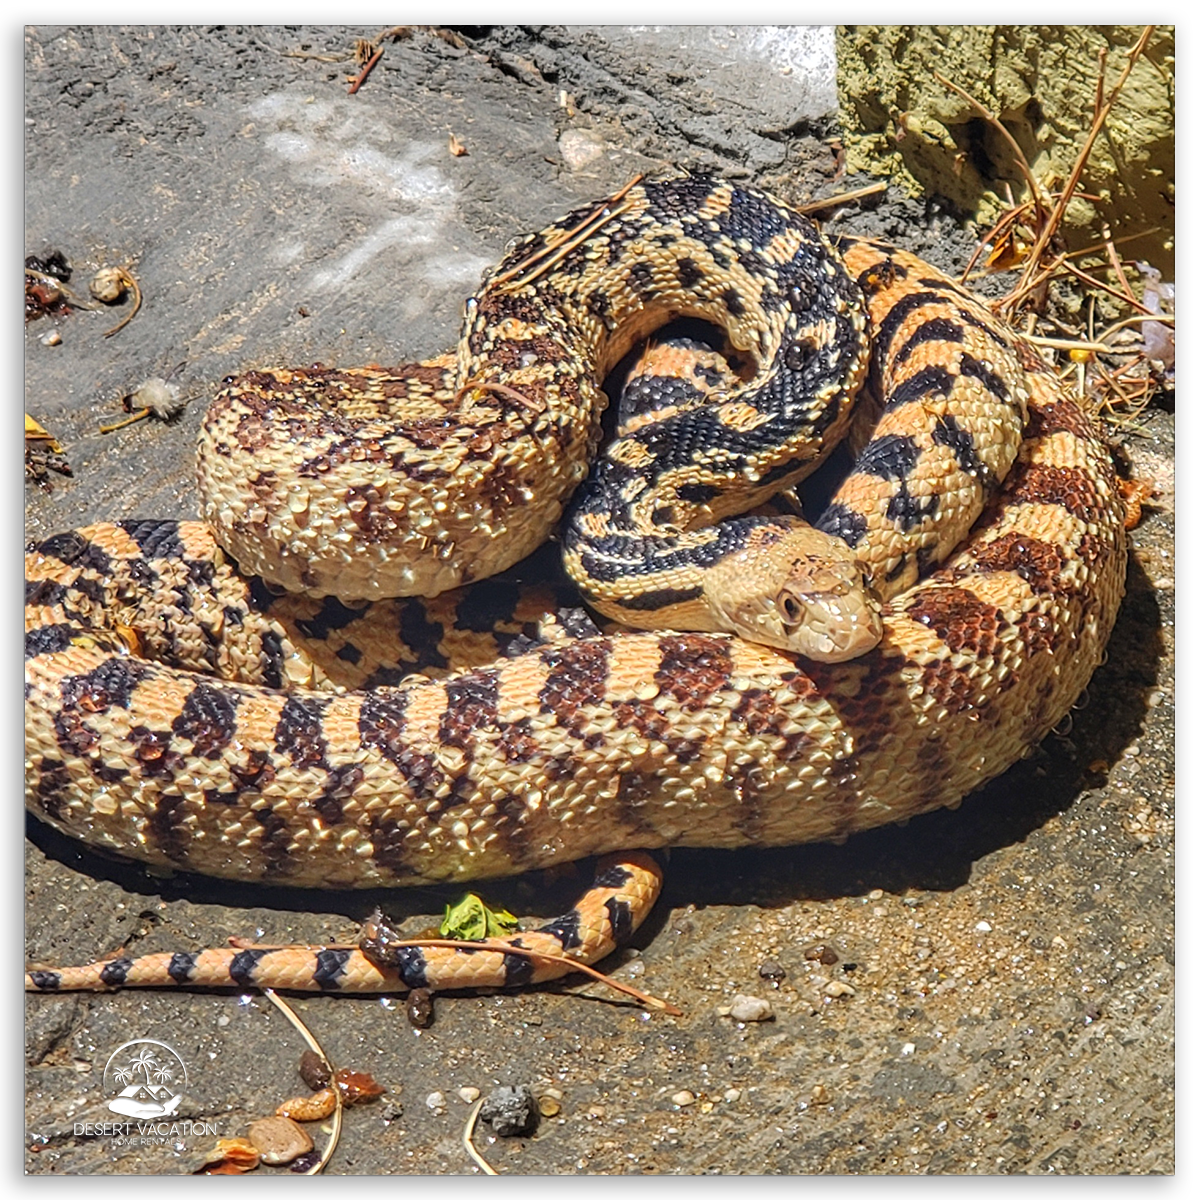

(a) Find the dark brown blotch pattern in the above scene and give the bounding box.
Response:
[969,532,1067,596]
[539,639,611,734]
[174,683,239,758]
[654,635,733,711]
[1009,463,1102,523]
[273,695,330,769]
[439,672,500,752]
[905,586,1009,659]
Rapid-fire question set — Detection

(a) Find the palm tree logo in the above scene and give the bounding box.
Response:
[103,1040,188,1118]
[129,1045,159,1084]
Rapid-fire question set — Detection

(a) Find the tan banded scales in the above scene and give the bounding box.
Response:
[24,174,1127,996]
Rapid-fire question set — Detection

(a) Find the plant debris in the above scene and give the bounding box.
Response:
[25,250,71,282]
[462,1098,498,1175]
[92,266,141,338]
[25,413,72,490]
[406,986,435,1028]
[194,990,353,1175]
[347,26,466,95]
[1135,262,1175,371]
[333,1067,386,1106]
[25,252,73,321]
[941,27,1170,425]
[248,1116,313,1166]
[1118,476,1156,530]
[100,376,186,434]
[298,1048,331,1091]
[194,1137,261,1175]
[25,251,142,337]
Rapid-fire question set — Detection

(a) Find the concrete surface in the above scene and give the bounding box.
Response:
[24,26,1174,1175]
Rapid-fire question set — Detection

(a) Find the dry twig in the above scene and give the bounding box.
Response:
[940,27,1168,421]
[347,48,383,95]
[462,1098,498,1175]
[794,181,888,216]
[493,174,646,291]
[1006,26,1156,318]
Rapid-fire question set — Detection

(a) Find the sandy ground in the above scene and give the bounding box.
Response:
[24,26,1174,1175]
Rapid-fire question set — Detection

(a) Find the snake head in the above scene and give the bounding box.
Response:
[770,558,884,662]
[705,521,883,662]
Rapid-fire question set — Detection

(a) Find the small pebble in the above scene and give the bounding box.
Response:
[425,1090,447,1113]
[804,943,839,965]
[298,1049,330,1091]
[457,1086,480,1104]
[758,959,786,983]
[288,1149,323,1174]
[810,1084,831,1104]
[824,980,856,998]
[975,921,993,932]
[723,1088,741,1103]
[727,994,774,1022]
[39,329,61,347]
[479,1085,537,1137]
[534,1085,564,1119]
[671,1090,696,1107]
[247,1116,313,1166]
[406,988,434,1028]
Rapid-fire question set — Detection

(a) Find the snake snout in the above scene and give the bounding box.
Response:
[775,566,884,663]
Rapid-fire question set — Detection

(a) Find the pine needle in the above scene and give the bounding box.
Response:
[462,1098,498,1175]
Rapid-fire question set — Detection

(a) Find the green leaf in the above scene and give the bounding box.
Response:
[439,894,520,941]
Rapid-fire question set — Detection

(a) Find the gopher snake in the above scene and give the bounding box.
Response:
[25,175,1126,995]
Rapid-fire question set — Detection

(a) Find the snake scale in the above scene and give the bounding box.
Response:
[25,174,1126,996]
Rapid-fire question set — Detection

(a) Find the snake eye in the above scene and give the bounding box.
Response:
[780,593,804,625]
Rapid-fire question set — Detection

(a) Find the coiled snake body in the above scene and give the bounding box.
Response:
[25,175,1126,995]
